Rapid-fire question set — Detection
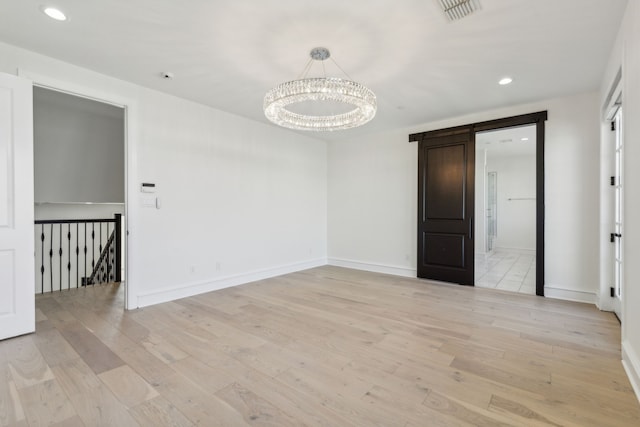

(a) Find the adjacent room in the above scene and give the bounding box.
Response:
[1,0,639,426]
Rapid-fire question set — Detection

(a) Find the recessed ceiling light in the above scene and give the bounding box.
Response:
[42,6,67,21]
[521,137,529,141]
[499,77,513,86]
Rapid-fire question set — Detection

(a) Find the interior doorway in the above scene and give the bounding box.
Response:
[410,111,547,296]
[474,125,537,295]
[32,86,126,303]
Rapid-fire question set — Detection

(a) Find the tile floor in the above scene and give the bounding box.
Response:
[475,248,536,295]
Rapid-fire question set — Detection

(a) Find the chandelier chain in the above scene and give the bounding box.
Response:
[330,57,353,81]
[297,58,314,80]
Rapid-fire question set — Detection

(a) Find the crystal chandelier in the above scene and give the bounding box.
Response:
[264,47,377,132]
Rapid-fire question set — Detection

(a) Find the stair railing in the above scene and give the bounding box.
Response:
[34,213,122,293]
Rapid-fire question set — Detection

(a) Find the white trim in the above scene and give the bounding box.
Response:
[328,257,416,278]
[135,258,327,308]
[622,340,640,405]
[544,285,597,304]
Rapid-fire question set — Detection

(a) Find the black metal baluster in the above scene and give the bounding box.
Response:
[67,225,71,290]
[84,223,87,286]
[91,223,95,284]
[114,214,122,283]
[49,223,53,293]
[106,223,111,283]
[115,214,122,283]
[76,223,79,289]
[40,225,45,294]
[109,223,113,282]
[58,224,62,292]
[99,222,103,284]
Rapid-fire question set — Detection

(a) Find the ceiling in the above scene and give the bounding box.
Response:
[0,0,628,141]
[476,125,536,158]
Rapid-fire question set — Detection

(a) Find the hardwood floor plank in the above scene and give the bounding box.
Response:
[49,415,86,427]
[17,379,76,427]
[488,394,576,427]
[450,356,552,396]
[98,365,159,408]
[232,368,360,427]
[0,374,26,426]
[52,358,139,427]
[65,384,140,427]
[362,385,471,427]
[276,367,407,427]
[169,356,236,394]
[128,396,194,427]
[422,389,516,427]
[2,336,55,390]
[50,358,101,397]
[32,328,80,367]
[57,322,125,375]
[215,382,300,426]
[140,333,189,364]
[153,373,251,427]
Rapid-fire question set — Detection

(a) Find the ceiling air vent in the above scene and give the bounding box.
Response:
[439,0,480,21]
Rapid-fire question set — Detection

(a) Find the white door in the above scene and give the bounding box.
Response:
[0,73,35,340]
[612,108,623,320]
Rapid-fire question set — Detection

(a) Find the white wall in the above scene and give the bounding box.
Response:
[35,203,124,221]
[0,41,328,308]
[601,0,640,402]
[328,91,600,303]
[327,129,418,277]
[487,154,536,251]
[34,87,125,203]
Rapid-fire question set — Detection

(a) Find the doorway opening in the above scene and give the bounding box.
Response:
[410,111,546,296]
[33,86,126,305]
[475,125,537,295]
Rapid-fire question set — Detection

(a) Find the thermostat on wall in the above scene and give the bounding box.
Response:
[141,182,156,193]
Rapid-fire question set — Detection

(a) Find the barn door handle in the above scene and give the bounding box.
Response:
[469,217,473,239]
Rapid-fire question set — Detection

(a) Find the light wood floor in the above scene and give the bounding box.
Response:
[1,266,639,426]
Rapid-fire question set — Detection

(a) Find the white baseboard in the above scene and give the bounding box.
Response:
[622,340,640,405]
[328,257,416,278]
[135,258,327,308]
[544,285,597,304]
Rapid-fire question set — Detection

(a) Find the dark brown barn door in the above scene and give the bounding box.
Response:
[416,126,474,285]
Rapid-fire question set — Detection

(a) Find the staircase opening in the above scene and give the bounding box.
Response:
[33,86,126,299]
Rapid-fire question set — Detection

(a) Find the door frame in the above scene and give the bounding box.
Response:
[410,111,547,296]
[18,68,139,310]
[611,106,623,320]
